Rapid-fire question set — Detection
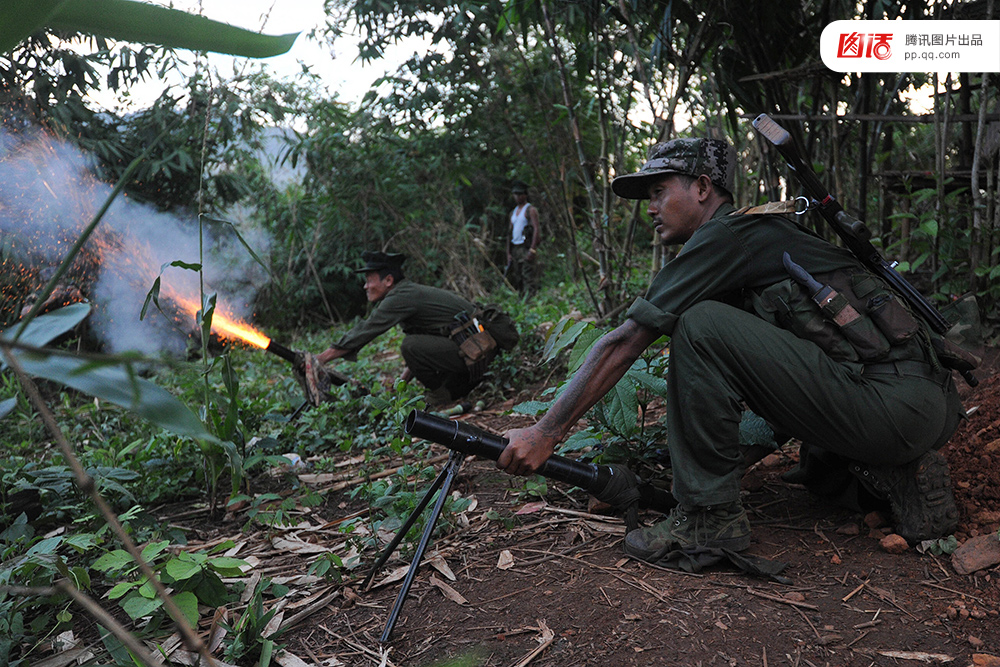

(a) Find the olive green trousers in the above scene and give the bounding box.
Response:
[666,301,963,507]
[400,334,476,400]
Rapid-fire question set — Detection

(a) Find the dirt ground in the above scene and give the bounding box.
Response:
[152,356,1000,667]
[228,352,999,667]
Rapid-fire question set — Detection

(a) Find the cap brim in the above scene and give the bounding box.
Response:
[611,168,679,200]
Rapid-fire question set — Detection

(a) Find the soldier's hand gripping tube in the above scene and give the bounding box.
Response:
[262,339,360,405]
[404,410,676,531]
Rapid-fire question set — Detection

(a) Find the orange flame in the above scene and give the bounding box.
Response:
[209,311,272,348]
[170,294,271,349]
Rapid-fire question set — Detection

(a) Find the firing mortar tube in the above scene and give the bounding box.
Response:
[265,339,298,364]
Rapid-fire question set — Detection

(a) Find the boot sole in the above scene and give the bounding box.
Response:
[897,450,959,544]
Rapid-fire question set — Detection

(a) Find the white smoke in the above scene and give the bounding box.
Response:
[0,127,272,356]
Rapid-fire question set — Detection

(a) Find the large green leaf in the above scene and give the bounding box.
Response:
[165,557,203,581]
[121,593,162,620]
[605,375,639,435]
[0,0,67,54]
[625,367,668,396]
[542,319,591,361]
[0,303,92,355]
[567,327,603,373]
[6,350,216,441]
[172,591,200,628]
[1,0,299,57]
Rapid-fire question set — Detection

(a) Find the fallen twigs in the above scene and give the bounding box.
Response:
[745,586,819,611]
[318,624,399,667]
[509,619,555,667]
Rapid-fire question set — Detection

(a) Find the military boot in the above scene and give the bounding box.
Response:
[624,501,751,562]
[850,449,958,545]
[423,385,453,407]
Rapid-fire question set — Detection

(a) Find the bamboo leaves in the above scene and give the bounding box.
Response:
[8,349,216,440]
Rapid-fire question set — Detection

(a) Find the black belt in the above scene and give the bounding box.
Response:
[861,359,942,380]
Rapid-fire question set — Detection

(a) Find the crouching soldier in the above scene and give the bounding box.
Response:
[317,251,515,405]
[497,137,964,564]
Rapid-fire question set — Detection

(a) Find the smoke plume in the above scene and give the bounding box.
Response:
[0,127,271,356]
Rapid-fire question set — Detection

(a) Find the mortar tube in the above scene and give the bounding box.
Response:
[405,410,606,493]
[405,410,676,517]
[264,339,298,364]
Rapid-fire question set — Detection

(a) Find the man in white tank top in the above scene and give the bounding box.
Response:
[507,181,541,297]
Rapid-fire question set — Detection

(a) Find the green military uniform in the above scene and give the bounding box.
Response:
[335,280,480,399]
[626,203,965,509]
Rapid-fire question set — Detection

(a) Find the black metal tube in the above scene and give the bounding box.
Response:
[264,339,298,363]
[405,410,600,490]
[404,410,676,514]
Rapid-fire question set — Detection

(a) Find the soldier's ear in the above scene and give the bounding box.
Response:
[696,174,714,201]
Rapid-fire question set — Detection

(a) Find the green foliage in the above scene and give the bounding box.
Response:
[1,513,98,667]
[229,490,307,533]
[93,541,248,629]
[0,0,299,57]
[515,315,670,468]
[917,535,959,556]
[307,552,345,581]
[220,580,287,666]
[515,475,548,502]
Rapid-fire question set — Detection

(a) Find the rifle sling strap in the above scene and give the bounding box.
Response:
[734,201,800,216]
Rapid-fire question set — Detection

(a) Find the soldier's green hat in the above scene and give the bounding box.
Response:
[355,251,406,273]
[612,138,736,200]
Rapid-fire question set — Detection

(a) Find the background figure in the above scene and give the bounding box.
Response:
[317,251,494,405]
[507,180,540,298]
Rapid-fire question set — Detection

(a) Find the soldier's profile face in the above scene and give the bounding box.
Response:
[364,272,393,302]
[646,174,702,245]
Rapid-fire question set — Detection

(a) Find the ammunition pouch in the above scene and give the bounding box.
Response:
[748,268,924,365]
[449,314,498,383]
[458,330,498,364]
[478,304,520,351]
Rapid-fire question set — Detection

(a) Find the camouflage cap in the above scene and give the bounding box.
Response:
[611,138,737,200]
